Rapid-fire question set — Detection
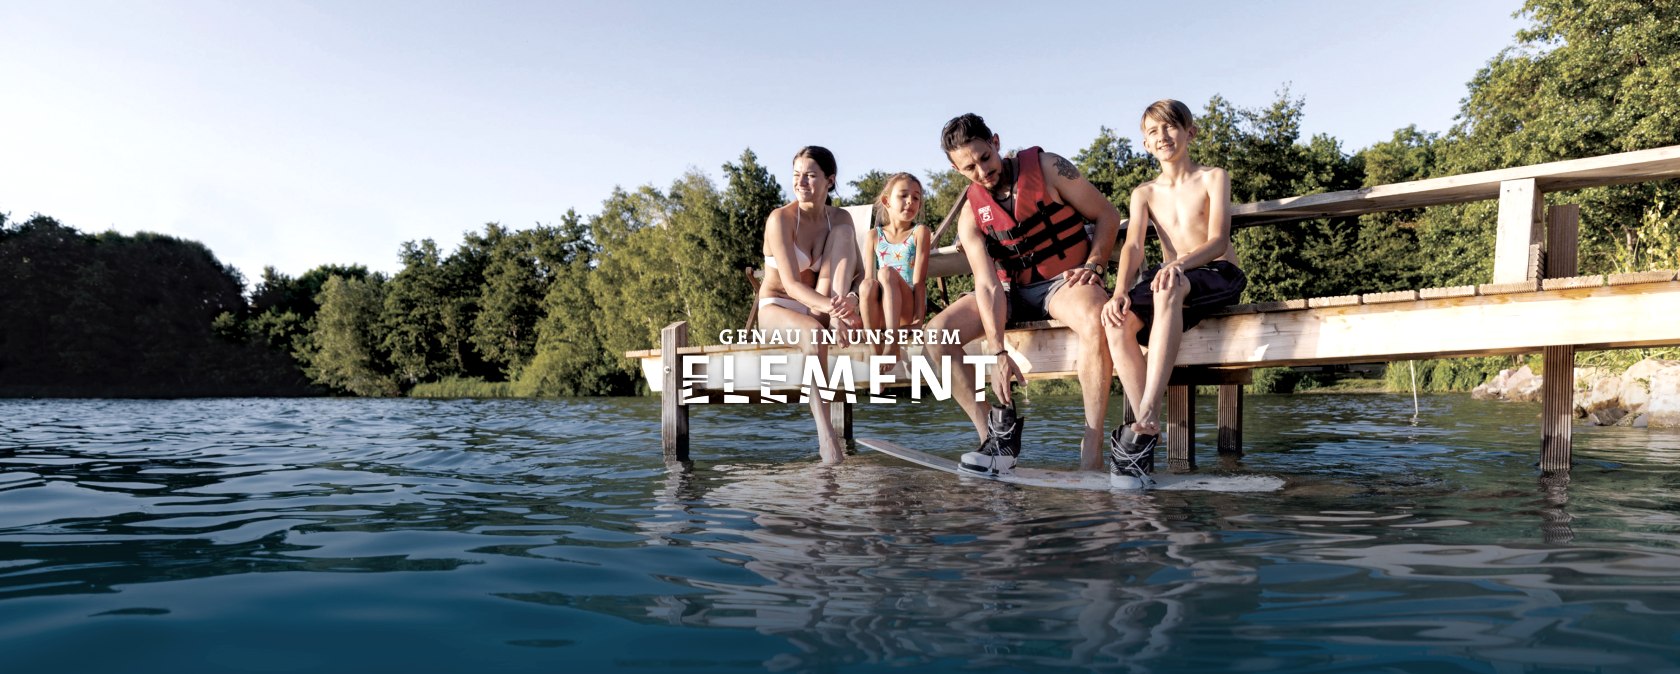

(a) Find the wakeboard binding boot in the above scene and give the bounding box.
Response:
[1109,426,1158,490]
[959,403,1024,475]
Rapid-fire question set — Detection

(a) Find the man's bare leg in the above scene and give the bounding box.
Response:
[1046,283,1113,471]
[924,293,986,439]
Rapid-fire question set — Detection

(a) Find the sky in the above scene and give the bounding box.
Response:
[1,0,1527,286]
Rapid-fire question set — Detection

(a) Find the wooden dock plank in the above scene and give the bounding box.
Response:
[1477,280,1539,295]
[1307,295,1361,308]
[1362,290,1420,304]
[1419,285,1476,299]
[1541,274,1605,290]
[1608,270,1677,285]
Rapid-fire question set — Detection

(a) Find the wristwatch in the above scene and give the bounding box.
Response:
[1080,262,1104,274]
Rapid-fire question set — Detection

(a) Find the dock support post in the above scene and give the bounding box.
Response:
[1541,345,1574,472]
[1167,385,1196,471]
[1541,204,1579,473]
[829,399,854,453]
[1217,384,1243,455]
[661,321,690,464]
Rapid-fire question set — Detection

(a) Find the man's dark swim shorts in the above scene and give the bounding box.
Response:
[1125,260,1246,345]
[1005,274,1070,323]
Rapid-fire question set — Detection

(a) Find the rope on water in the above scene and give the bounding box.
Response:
[1408,360,1420,420]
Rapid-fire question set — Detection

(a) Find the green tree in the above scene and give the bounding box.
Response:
[1190,92,1366,301]
[519,209,635,395]
[473,225,566,377]
[380,239,457,385]
[306,274,398,396]
[1,214,309,396]
[244,264,372,359]
[1073,126,1155,210]
[668,169,744,342]
[844,170,891,210]
[587,186,682,371]
[1426,0,1680,276]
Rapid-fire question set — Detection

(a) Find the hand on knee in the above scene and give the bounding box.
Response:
[1155,286,1187,309]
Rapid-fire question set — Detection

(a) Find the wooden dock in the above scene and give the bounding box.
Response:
[628,145,1680,474]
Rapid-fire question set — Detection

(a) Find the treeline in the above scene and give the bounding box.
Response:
[0,215,313,397]
[3,0,1675,398]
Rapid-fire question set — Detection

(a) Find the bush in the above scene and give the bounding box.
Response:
[1248,367,1301,394]
[1381,357,1513,393]
[409,376,523,399]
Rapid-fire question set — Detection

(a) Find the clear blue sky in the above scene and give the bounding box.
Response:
[1,0,1526,285]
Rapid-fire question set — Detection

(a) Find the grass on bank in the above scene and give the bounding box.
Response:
[410,376,527,399]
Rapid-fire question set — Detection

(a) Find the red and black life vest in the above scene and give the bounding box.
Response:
[965,146,1092,285]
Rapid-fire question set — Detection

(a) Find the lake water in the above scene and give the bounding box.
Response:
[4,394,1680,673]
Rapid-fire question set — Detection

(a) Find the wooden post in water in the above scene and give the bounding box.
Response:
[828,398,854,453]
[1541,204,1579,472]
[1217,384,1243,455]
[1167,385,1196,471]
[661,321,690,464]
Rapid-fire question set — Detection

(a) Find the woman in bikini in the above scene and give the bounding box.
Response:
[858,172,930,370]
[757,145,861,464]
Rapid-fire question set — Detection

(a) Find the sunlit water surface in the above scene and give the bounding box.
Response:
[5,394,1680,673]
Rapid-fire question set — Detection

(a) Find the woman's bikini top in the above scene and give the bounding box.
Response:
[764,207,828,272]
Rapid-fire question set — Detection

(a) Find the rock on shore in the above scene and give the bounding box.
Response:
[1471,359,1680,427]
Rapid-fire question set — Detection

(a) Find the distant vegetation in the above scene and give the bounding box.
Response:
[0,215,313,397]
[3,0,1676,398]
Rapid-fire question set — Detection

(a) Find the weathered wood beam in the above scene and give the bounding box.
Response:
[1492,179,1545,284]
[1167,385,1195,471]
[1230,145,1680,226]
[1541,204,1580,473]
[661,321,690,463]
[1173,282,1680,368]
[1217,385,1243,455]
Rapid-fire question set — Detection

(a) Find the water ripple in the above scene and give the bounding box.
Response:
[4,395,1680,672]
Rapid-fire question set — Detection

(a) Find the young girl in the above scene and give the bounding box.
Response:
[859,173,931,368]
[756,146,861,464]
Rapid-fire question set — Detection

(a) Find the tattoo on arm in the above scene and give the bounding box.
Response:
[1052,154,1080,180]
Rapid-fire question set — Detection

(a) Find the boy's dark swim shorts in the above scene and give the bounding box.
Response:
[1125,260,1246,345]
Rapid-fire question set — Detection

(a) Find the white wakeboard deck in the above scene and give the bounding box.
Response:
[858,438,1284,492]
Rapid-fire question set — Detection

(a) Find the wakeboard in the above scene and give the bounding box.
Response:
[857,438,1284,492]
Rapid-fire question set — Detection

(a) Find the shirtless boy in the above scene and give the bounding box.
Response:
[925,113,1123,474]
[1103,100,1247,487]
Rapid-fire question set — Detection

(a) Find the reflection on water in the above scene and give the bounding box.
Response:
[633,465,1257,672]
[4,395,1680,672]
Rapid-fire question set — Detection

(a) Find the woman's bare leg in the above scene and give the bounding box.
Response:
[759,303,844,463]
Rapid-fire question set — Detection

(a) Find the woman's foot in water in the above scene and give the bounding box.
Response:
[816,425,845,464]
